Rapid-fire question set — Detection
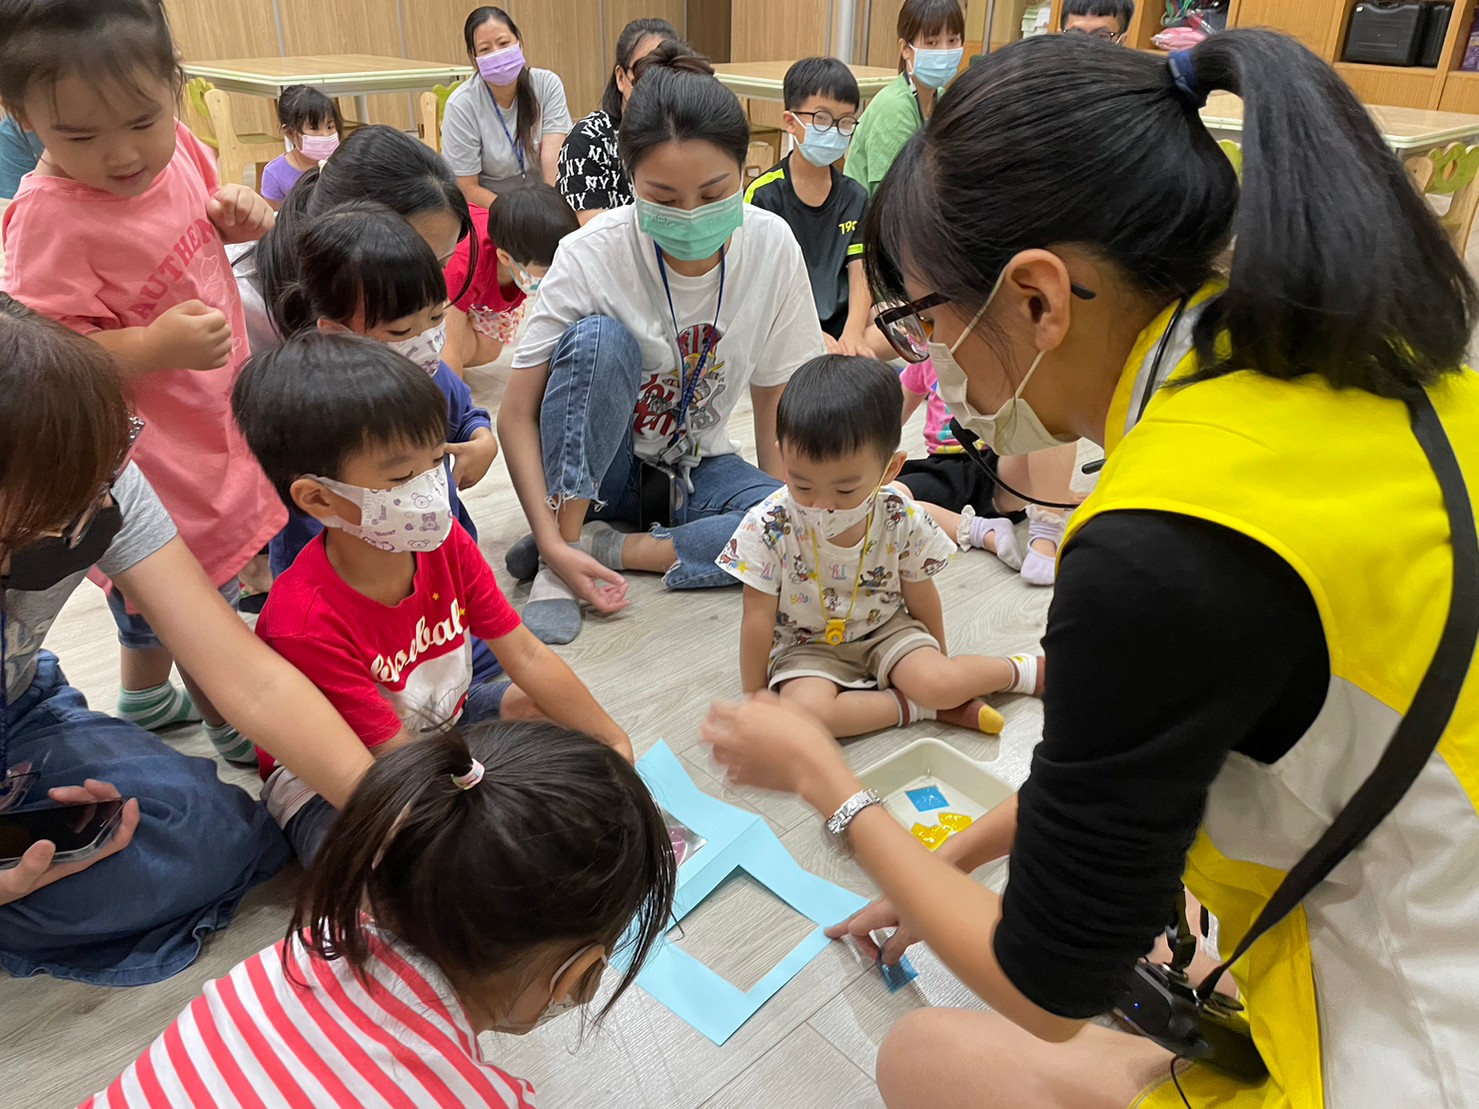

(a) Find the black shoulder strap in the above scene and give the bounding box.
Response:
[1197,389,1479,998]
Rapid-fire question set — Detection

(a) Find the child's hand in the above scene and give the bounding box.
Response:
[446,430,498,490]
[147,300,233,370]
[823,332,845,355]
[838,327,872,358]
[208,185,275,243]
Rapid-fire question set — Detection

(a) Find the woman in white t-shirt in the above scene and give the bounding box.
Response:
[442,6,572,206]
[499,47,826,644]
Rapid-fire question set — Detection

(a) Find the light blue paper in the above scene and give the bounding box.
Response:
[618,742,868,1045]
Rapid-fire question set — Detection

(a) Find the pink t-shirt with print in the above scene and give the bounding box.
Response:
[2,122,283,587]
[898,357,963,455]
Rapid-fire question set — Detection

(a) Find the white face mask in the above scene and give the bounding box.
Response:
[929,273,1077,457]
[792,487,881,540]
[511,261,541,296]
[309,465,453,553]
[387,319,448,376]
[491,945,607,1035]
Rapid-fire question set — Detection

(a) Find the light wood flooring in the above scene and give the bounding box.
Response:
[0,334,1104,1106]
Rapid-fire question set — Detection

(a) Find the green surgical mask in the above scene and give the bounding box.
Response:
[636,191,744,262]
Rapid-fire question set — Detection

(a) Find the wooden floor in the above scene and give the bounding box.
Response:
[0,329,1101,1106]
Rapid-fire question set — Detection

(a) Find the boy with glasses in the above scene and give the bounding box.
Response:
[1060,0,1135,41]
[746,58,890,359]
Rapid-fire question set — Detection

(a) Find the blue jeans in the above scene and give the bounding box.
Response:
[282,677,510,865]
[542,316,779,589]
[0,654,289,985]
[107,580,241,651]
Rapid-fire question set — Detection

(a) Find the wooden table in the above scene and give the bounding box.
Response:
[712,61,899,105]
[181,54,472,124]
[1201,90,1479,156]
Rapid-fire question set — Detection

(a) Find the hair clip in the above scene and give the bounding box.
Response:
[452,758,485,790]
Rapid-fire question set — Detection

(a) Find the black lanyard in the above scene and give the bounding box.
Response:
[484,83,526,177]
[654,245,725,448]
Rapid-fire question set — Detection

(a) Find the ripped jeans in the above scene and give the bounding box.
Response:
[540,316,779,589]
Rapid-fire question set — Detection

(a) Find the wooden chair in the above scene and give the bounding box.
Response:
[181,77,219,151]
[417,80,465,153]
[1418,143,1479,257]
[202,87,283,191]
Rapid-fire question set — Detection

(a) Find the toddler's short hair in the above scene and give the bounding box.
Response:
[776,354,902,464]
[486,184,579,267]
[1060,0,1135,33]
[232,331,447,506]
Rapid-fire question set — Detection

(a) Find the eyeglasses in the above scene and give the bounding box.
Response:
[790,109,858,136]
[64,416,145,548]
[874,285,1098,363]
[1064,26,1126,41]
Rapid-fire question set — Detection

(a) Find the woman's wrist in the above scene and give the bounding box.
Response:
[799,755,865,818]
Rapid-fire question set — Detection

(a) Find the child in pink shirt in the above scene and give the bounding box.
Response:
[1,0,284,762]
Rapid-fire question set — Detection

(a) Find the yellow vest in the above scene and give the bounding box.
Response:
[1065,293,1479,1109]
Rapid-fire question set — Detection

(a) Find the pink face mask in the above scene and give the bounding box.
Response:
[477,43,525,85]
[299,133,340,162]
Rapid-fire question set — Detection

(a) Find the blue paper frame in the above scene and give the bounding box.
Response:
[618,743,867,1045]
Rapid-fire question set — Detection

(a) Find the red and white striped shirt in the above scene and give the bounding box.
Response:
[82,931,539,1109]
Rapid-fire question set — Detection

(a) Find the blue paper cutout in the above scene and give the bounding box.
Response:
[879,952,919,993]
[616,742,867,1045]
[906,785,949,811]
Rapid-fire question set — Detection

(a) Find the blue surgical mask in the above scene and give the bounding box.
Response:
[797,122,851,168]
[636,191,744,262]
[910,46,964,90]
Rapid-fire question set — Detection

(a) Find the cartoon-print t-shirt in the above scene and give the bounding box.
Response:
[717,487,956,661]
[514,204,826,463]
[1,122,283,588]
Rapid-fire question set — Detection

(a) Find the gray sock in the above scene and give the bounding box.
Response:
[504,533,539,582]
[522,557,582,644]
[581,522,627,571]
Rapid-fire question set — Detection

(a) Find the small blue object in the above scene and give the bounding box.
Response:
[906,785,949,812]
[879,952,919,993]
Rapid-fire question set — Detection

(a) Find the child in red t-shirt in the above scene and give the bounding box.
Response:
[442,184,579,372]
[233,331,632,862]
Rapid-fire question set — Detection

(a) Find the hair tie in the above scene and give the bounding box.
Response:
[451,758,485,790]
[1167,50,1208,109]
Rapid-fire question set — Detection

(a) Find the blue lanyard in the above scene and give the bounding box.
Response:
[485,83,526,176]
[654,245,725,445]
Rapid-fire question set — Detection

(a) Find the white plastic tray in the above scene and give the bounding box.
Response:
[858,738,1015,843]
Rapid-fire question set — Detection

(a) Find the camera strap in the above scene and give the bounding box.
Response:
[1195,388,1478,1000]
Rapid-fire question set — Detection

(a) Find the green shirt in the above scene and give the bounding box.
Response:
[843,72,924,197]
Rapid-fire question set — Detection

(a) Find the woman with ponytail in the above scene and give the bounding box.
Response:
[443,6,572,206]
[89,722,676,1108]
[703,31,1479,1108]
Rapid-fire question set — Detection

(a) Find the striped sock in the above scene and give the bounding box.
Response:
[205,721,258,767]
[117,682,199,731]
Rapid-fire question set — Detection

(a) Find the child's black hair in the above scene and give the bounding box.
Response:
[896,0,966,72]
[232,331,448,507]
[288,722,676,1025]
[253,125,474,340]
[465,7,539,171]
[622,44,749,174]
[783,57,861,112]
[0,0,184,116]
[486,183,578,267]
[776,355,902,464]
[866,30,1475,402]
[1060,0,1135,33]
[600,17,682,124]
[276,83,343,136]
[269,200,448,338]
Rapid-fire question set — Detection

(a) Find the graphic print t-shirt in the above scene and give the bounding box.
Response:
[717,487,956,662]
[557,109,630,213]
[514,204,825,462]
[254,523,521,772]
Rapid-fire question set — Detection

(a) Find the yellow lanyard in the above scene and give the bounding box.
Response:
[810,500,878,646]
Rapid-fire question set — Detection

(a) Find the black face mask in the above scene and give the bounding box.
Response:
[1,503,123,593]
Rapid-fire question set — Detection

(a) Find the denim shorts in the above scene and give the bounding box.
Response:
[106,579,242,651]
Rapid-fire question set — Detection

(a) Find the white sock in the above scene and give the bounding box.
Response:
[892,690,937,726]
[527,554,578,605]
[1006,654,1040,696]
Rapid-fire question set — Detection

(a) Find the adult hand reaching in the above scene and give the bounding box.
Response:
[701,693,860,811]
[826,898,921,966]
[0,780,139,907]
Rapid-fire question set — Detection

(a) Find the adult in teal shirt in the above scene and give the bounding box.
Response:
[0,113,43,199]
[845,0,964,196]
